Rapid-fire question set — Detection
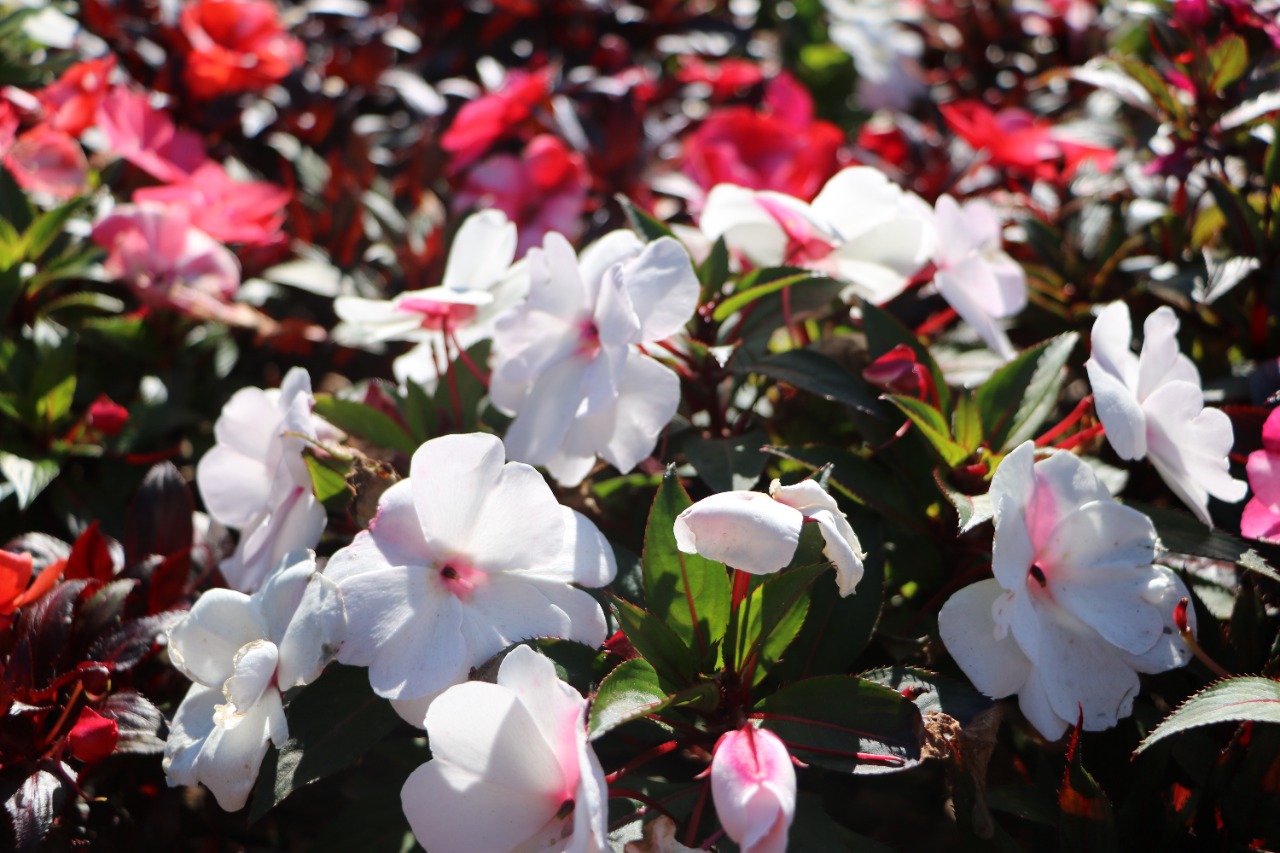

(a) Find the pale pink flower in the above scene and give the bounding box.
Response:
[91,202,241,321]
[165,550,346,811]
[699,166,934,303]
[490,230,699,487]
[324,433,616,725]
[1,123,89,200]
[931,195,1027,361]
[1085,302,1246,525]
[96,87,207,182]
[938,442,1195,740]
[710,724,796,853]
[195,368,329,592]
[400,645,608,853]
[674,479,866,596]
[1242,407,1280,542]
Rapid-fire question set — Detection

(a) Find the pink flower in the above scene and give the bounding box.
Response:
[454,134,589,257]
[134,161,289,246]
[88,394,129,437]
[400,645,608,853]
[1,123,88,199]
[91,203,240,321]
[440,68,552,169]
[180,0,306,100]
[1242,407,1280,542]
[711,725,796,853]
[940,101,1115,183]
[96,88,207,182]
[38,55,116,136]
[682,73,845,203]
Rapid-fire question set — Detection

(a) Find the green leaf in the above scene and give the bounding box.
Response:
[0,165,33,233]
[617,195,675,242]
[861,666,993,725]
[755,675,922,774]
[0,453,58,510]
[1207,178,1264,255]
[935,471,995,533]
[698,236,730,297]
[683,429,768,492]
[713,271,829,322]
[1114,57,1186,122]
[588,659,718,740]
[31,331,76,427]
[859,298,950,414]
[734,348,885,418]
[974,332,1078,450]
[1059,723,1118,853]
[1135,676,1280,755]
[1208,33,1248,93]
[249,663,405,820]
[312,395,417,456]
[640,468,731,667]
[433,340,490,432]
[611,596,696,686]
[885,395,969,466]
[1136,502,1280,584]
[305,453,353,511]
[951,393,982,454]
[22,195,89,260]
[401,378,438,441]
[735,563,823,685]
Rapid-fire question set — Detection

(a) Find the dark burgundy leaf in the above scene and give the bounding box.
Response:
[97,690,167,754]
[62,522,115,583]
[9,581,89,692]
[86,613,180,672]
[1,764,67,853]
[124,462,194,565]
[147,550,192,614]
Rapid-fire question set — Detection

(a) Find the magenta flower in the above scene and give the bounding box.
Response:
[96,87,207,182]
[1242,407,1280,542]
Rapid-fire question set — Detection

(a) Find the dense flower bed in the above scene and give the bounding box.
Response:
[0,0,1278,850]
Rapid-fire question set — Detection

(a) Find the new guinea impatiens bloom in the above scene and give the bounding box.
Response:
[930,195,1027,361]
[1085,301,1246,525]
[674,478,866,596]
[490,230,700,487]
[1242,406,1280,542]
[164,550,346,811]
[710,724,796,853]
[333,210,527,389]
[196,367,329,592]
[324,433,616,725]
[400,645,608,853]
[698,166,934,303]
[938,442,1195,741]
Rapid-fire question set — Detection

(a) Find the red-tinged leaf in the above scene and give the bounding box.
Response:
[1135,677,1280,755]
[1,764,67,852]
[62,522,114,582]
[96,690,166,754]
[1059,715,1118,852]
[146,550,191,614]
[9,581,88,691]
[124,462,193,565]
[611,596,696,687]
[85,612,179,672]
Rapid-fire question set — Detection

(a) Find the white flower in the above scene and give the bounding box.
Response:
[400,645,608,853]
[699,166,934,303]
[164,550,346,811]
[1085,301,1246,525]
[937,442,1195,741]
[195,367,329,592]
[324,432,616,725]
[673,479,866,596]
[711,724,796,853]
[333,210,529,390]
[823,0,926,111]
[490,230,699,487]
[930,195,1027,361]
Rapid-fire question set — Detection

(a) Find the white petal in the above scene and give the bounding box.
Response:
[623,237,701,342]
[327,481,429,581]
[496,646,588,782]
[410,433,506,556]
[465,458,569,573]
[989,442,1037,590]
[1124,566,1195,673]
[1016,667,1071,741]
[1088,301,1139,392]
[168,589,269,687]
[938,580,1032,699]
[273,569,347,688]
[442,209,518,291]
[502,356,591,468]
[578,230,644,299]
[1144,382,1247,523]
[1030,598,1141,731]
[223,640,279,714]
[810,167,907,241]
[935,259,1017,360]
[402,759,561,853]
[710,726,795,853]
[592,352,681,475]
[1027,450,1114,552]
[1086,358,1148,461]
[196,445,273,529]
[673,491,802,574]
[699,184,788,268]
[1135,306,1185,402]
[514,507,617,587]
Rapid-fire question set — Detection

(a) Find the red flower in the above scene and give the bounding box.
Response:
[180,0,306,100]
[66,706,119,764]
[134,161,289,246]
[88,394,129,437]
[38,55,116,137]
[440,68,553,170]
[682,72,844,203]
[0,122,88,200]
[453,134,589,257]
[0,550,65,628]
[940,101,1115,182]
[676,57,765,101]
[97,87,207,183]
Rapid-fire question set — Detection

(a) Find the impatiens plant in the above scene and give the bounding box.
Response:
[2,0,1279,848]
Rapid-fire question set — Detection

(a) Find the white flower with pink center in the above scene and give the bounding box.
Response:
[698,166,935,303]
[938,441,1195,740]
[490,229,700,487]
[400,645,608,853]
[324,433,616,726]
[710,724,796,853]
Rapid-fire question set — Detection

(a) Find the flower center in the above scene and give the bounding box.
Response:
[577,320,602,357]
[1027,562,1049,592]
[436,560,486,602]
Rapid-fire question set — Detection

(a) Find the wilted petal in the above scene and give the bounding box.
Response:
[168,589,268,687]
[223,640,278,714]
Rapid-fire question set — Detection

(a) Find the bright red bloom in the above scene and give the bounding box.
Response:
[97,87,207,183]
[676,57,766,101]
[454,134,589,257]
[440,68,553,170]
[940,101,1115,182]
[134,161,289,246]
[38,55,116,136]
[88,394,129,437]
[0,550,65,628]
[180,0,306,99]
[682,72,844,202]
[67,706,119,764]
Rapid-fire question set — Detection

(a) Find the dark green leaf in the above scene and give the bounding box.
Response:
[886,395,969,466]
[1135,676,1280,754]
[952,393,982,454]
[1059,722,1118,853]
[22,195,89,260]
[401,378,438,442]
[736,563,822,685]
[698,236,730,297]
[1207,178,1264,255]
[755,675,922,774]
[640,468,731,667]
[683,429,768,492]
[1136,502,1280,584]
[734,348,886,418]
[313,395,417,456]
[713,271,830,322]
[935,471,995,533]
[588,658,718,740]
[974,332,1078,450]
[861,666,993,725]
[433,340,490,432]
[618,195,675,242]
[611,596,696,686]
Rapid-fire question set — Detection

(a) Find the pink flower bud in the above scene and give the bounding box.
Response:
[710,725,796,853]
[863,344,927,396]
[88,394,129,437]
[67,706,118,764]
[1173,0,1212,28]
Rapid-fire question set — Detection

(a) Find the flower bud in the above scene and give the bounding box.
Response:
[88,394,129,437]
[710,725,796,853]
